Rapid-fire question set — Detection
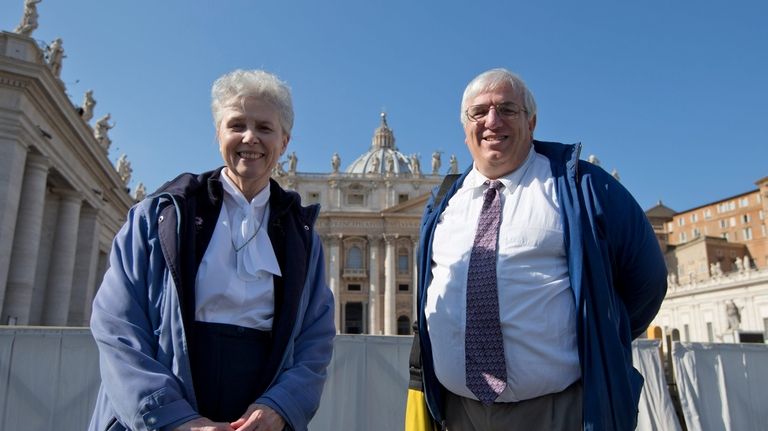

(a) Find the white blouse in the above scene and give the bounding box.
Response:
[194,169,282,330]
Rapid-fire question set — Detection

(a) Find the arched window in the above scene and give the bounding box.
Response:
[397,315,411,335]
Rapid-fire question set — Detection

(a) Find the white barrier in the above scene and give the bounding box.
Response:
[0,328,696,430]
[672,342,768,431]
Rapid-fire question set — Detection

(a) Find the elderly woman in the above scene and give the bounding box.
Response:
[88,70,335,431]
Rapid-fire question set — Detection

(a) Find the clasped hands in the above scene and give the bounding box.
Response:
[174,403,285,431]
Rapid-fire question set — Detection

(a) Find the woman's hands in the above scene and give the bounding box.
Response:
[230,403,286,431]
[173,404,284,431]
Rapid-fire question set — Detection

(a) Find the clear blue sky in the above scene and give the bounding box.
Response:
[3,0,767,212]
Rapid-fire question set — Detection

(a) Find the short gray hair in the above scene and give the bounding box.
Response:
[211,69,294,134]
[460,68,537,126]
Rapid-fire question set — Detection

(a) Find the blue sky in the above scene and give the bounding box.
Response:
[3,0,767,211]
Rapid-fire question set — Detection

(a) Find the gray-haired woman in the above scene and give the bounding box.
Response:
[89,69,335,431]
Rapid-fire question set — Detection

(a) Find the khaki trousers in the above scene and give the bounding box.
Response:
[445,381,582,431]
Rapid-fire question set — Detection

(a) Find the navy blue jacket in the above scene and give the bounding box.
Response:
[416,141,667,430]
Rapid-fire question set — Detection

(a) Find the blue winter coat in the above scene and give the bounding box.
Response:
[416,140,667,430]
[89,169,335,431]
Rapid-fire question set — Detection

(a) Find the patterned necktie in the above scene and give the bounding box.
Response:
[465,179,507,405]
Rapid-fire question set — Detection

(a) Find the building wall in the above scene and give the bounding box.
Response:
[0,32,132,326]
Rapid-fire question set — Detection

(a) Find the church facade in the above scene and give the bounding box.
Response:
[272,113,455,335]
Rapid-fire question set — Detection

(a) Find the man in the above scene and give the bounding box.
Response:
[412,68,667,430]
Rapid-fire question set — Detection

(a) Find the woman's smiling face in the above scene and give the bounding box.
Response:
[217,96,289,198]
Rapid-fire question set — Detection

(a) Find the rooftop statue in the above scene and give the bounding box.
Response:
[46,38,64,77]
[448,154,459,174]
[133,183,146,201]
[80,90,96,122]
[331,153,341,174]
[14,0,42,37]
[116,154,132,186]
[288,151,298,174]
[410,154,421,177]
[94,114,115,151]
[431,151,441,175]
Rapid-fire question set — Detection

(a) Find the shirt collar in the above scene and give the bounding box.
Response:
[467,146,536,194]
[221,168,270,209]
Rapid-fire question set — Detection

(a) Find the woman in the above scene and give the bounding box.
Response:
[88,70,335,431]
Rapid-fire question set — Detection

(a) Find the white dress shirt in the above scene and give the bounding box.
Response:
[194,169,282,330]
[425,147,580,402]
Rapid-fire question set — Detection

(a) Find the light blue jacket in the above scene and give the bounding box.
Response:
[89,171,335,431]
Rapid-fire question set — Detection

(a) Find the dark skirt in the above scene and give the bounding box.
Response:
[190,321,272,422]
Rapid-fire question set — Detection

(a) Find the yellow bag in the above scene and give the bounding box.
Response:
[405,388,437,431]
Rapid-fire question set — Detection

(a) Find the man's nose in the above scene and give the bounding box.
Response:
[484,107,503,128]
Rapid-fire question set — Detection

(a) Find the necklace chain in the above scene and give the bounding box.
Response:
[231,207,268,253]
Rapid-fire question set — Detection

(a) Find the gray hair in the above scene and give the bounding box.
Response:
[460,68,537,126]
[211,69,294,134]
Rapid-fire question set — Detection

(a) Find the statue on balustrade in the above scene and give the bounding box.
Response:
[80,90,96,122]
[448,154,459,174]
[116,154,132,186]
[14,0,42,37]
[725,300,741,331]
[133,183,146,201]
[94,114,115,151]
[410,153,421,177]
[287,151,298,174]
[431,151,441,175]
[331,152,341,174]
[46,38,64,77]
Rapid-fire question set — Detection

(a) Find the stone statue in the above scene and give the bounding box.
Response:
[272,160,286,177]
[94,114,115,150]
[46,38,64,77]
[116,154,132,186]
[725,300,741,331]
[14,0,42,37]
[80,90,96,122]
[587,154,601,166]
[734,257,744,273]
[714,261,723,276]
[410,154,421,176]
[743,255,751,272]
[287,151,298,174]
[449,154,459,174]
[611,168,621,181]
[386,153,395,175]
[331,152,341,174]
[431,151,441,175]
[670,273,677,285]
[133,182,146,201]
[369,154,380,174]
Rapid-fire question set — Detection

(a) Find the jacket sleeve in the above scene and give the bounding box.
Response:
[255,232,336,431]
[586,168,668,339]
[90,202,199,431]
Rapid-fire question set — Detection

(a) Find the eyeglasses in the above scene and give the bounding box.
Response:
[465,102,527,122]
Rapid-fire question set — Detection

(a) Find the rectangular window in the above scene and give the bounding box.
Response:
[398,193,409,204]
[347,284,361,291]
[762,225,767,237]
[729,201,736,210]
[684,324,690,342]
[693,228,701,238]
[704,209,712,219]
[398,283,409,292]
[347,193,364,206]
[730,217,736,227]
[743,227,753,240]
[740,197,749,207]
[760,210,765,220]
[742,214,751,224]
[719,219,727,229]
[723,232,729,241]
[706,322,714,342]
[691,213,698,223]
[678,218,685,226]
[679,232,687,242]
[306,192,320,205]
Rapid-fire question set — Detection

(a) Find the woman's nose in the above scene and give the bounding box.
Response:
[242,127,257,144]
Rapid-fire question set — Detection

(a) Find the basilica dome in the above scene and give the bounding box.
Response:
[346,113,416,176]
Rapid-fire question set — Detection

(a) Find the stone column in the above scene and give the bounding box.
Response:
[412,237,419,326]
[68,206,101,325]
[327,235,341,333]
[0,139,29,315]
[42,189,82,326]
[384,235,396,335]
[367,235,381,334]
[3,154,50,324]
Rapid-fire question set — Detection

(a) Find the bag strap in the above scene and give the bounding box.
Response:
[409,173,461,391]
